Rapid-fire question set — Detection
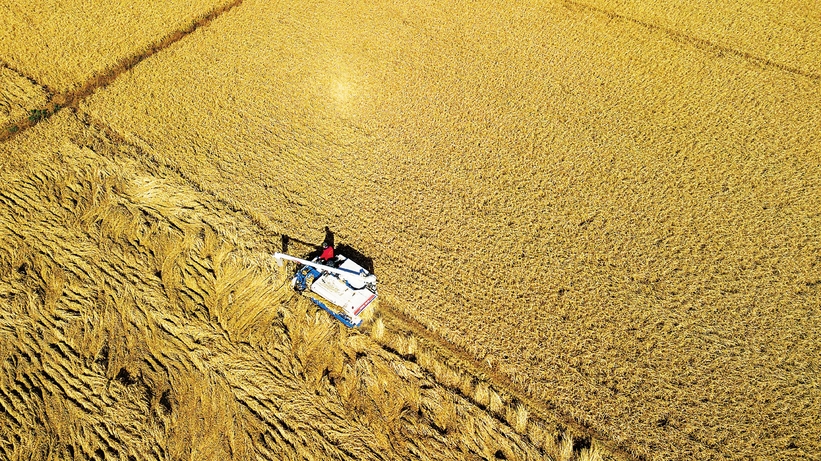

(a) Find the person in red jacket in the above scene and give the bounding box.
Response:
[319,242,334,263]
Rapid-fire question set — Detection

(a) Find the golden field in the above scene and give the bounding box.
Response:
[0,0,236,94]
[569,0,821,76]
[0,111,589,460]
[2,0,820,459]
[82,0,821,458]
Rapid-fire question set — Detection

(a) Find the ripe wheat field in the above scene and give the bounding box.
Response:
[2,0,820,460]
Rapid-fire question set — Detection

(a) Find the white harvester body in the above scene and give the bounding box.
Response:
[274,252,377,327]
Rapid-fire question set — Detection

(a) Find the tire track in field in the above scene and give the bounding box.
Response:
[0,62,51,129]
[562,0,821,81]
[1,0,245,142]
[0,61,52,98]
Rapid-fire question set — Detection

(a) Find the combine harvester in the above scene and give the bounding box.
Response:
[274,252,377,328]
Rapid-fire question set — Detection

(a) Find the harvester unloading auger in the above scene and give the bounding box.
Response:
[274,252,377,328]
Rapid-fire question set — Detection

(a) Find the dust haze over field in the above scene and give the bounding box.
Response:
[2,0,820,460]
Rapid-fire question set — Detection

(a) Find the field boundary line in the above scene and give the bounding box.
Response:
[1,0,245,143]
[563,0,821,81]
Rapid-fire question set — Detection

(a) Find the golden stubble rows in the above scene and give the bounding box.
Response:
[82,0,821,459]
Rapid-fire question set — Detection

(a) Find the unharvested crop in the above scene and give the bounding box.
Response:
[0,0,236,93]
[83,0,821,459]
[0,65,47,127]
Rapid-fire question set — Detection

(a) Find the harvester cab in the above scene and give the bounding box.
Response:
[274,252,377,328]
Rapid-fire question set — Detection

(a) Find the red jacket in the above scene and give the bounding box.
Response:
[320,246,334,261]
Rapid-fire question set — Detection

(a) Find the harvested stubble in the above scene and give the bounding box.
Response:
[0,111,576,460]
[84,0,821,459]
[0,0,236,94]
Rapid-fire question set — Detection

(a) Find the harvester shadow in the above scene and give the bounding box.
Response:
[324,226,334,248]
[280,229,374,274]
[335,244,374,274]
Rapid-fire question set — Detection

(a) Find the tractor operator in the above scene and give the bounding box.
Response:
[319,242,335,263]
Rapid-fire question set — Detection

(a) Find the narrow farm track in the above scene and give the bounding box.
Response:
[563,0,821,81]
[1,0,244,141]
